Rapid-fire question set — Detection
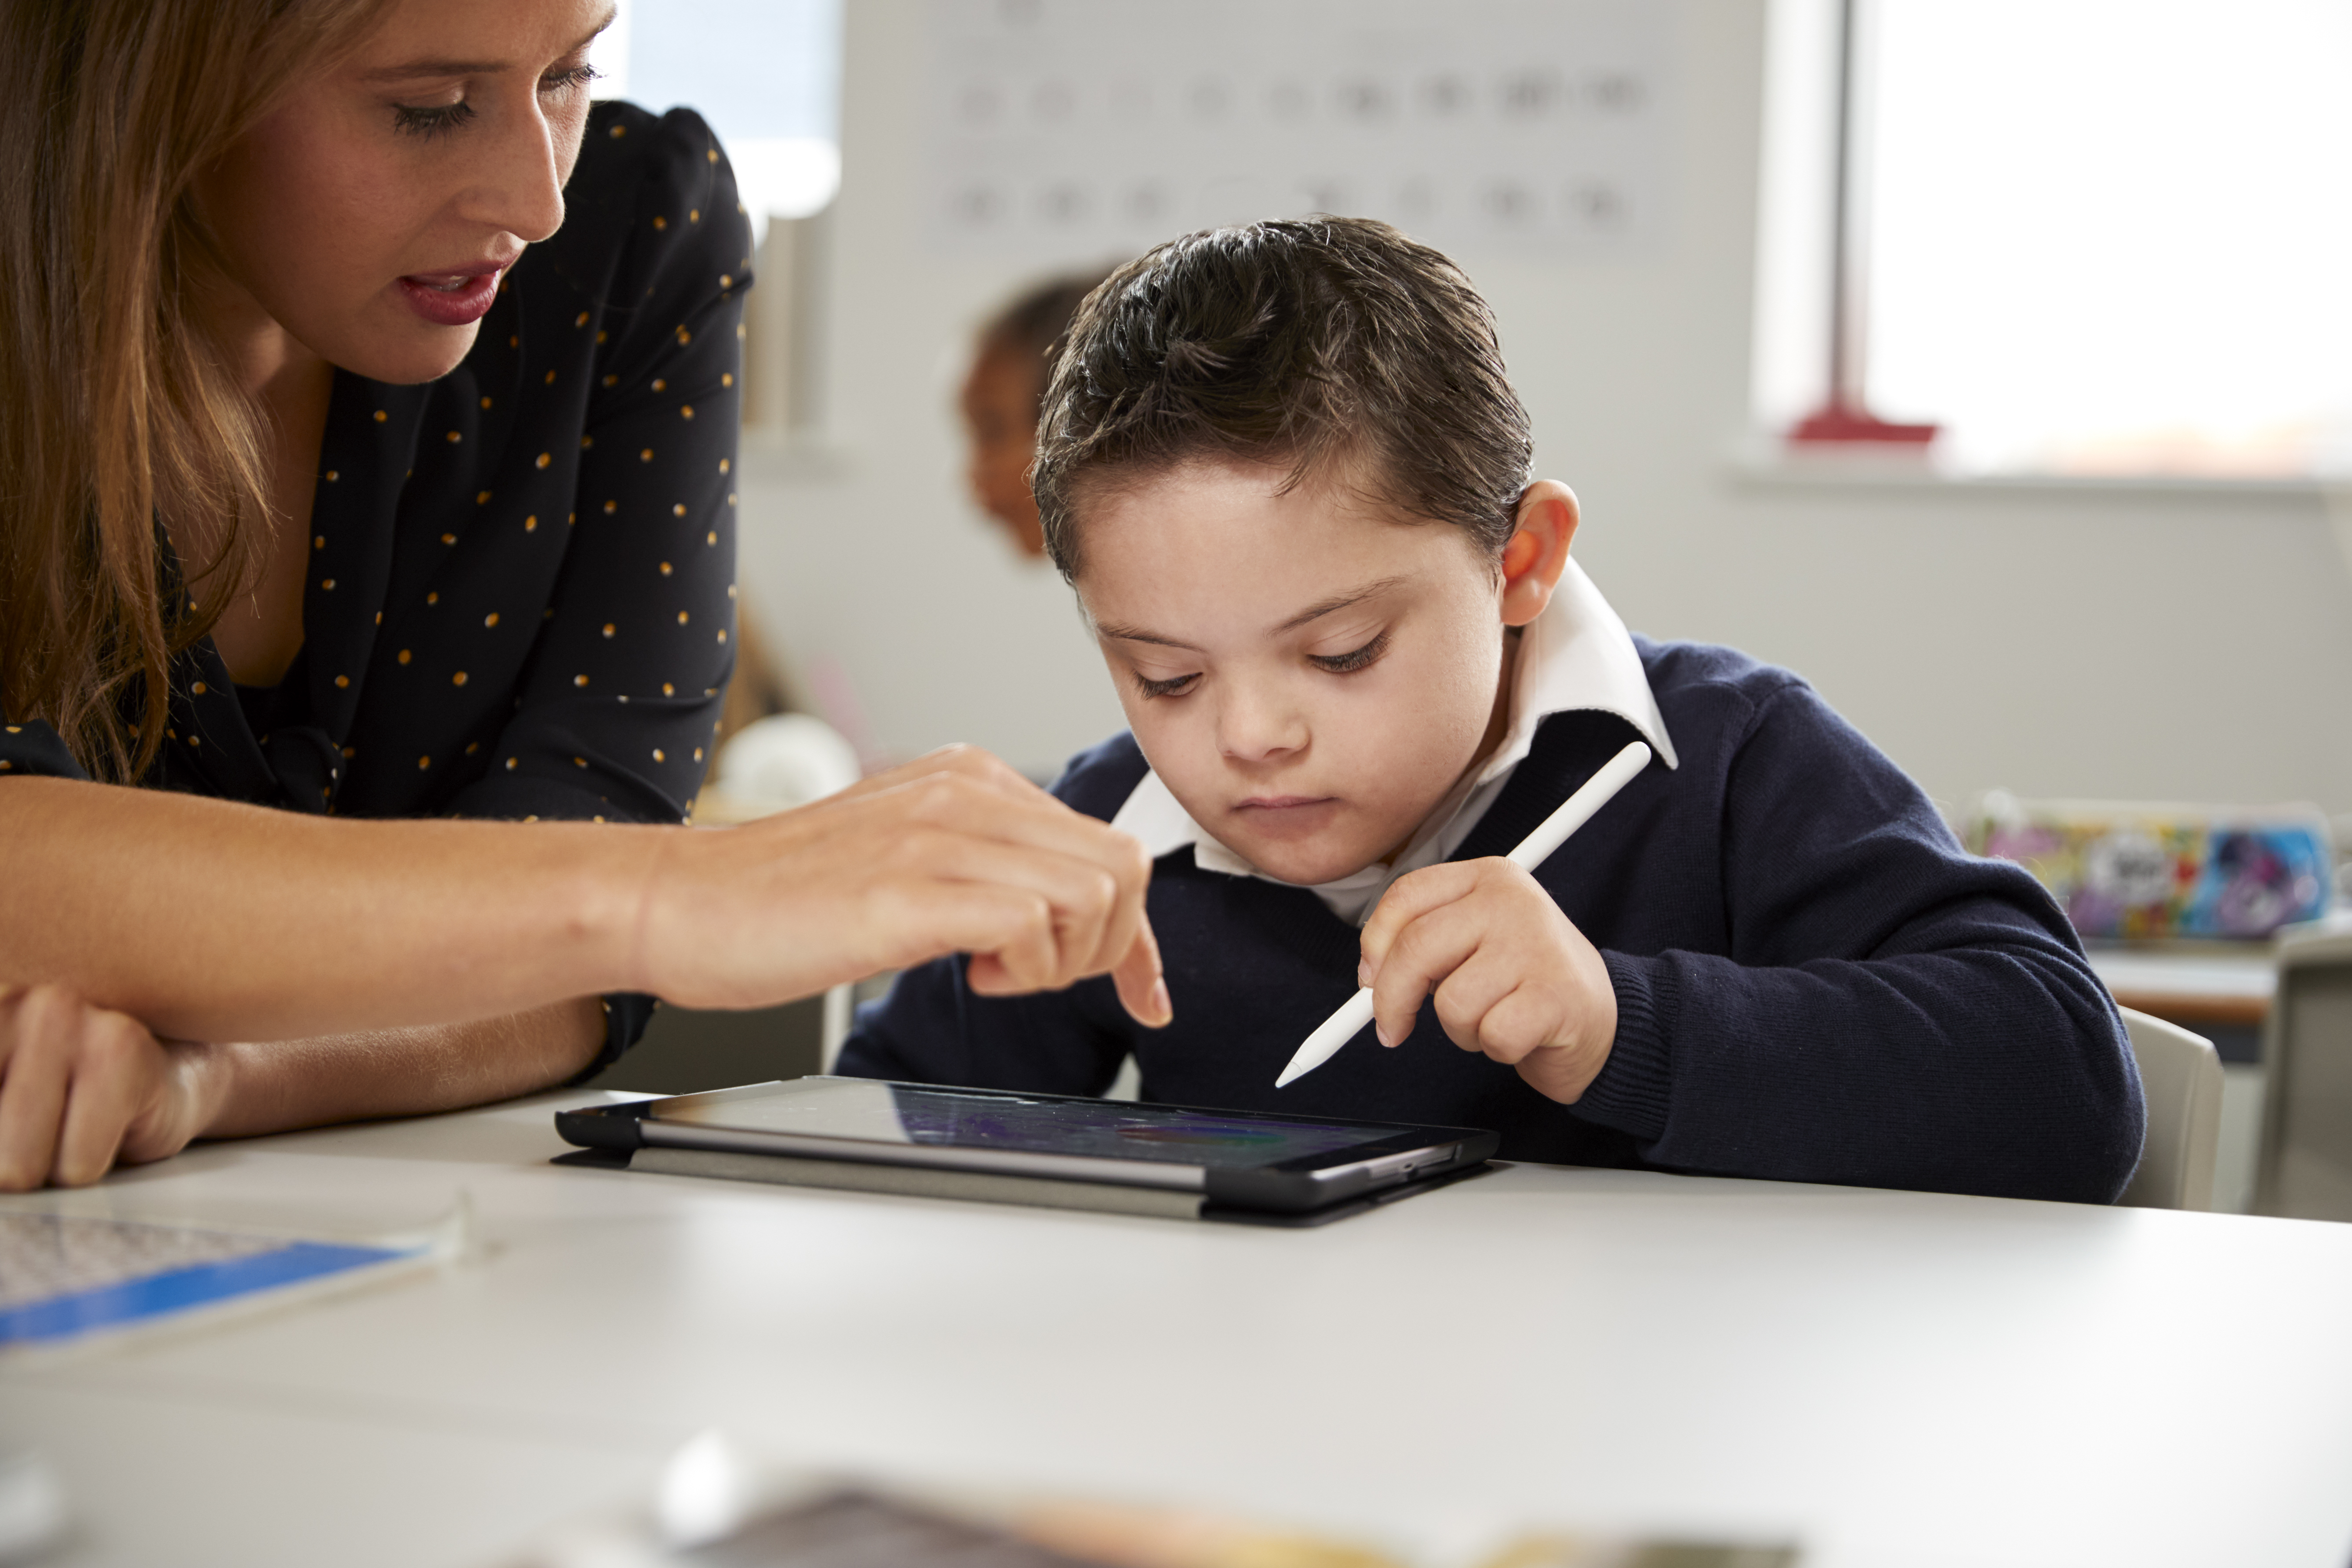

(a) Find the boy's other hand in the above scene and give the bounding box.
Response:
[1356,859,1617,1104]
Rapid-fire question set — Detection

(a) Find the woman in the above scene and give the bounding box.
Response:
[0,0,1168,1190]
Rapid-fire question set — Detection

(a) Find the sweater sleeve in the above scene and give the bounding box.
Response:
[1578,681,2146,1203]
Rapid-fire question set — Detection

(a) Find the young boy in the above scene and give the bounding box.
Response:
[842,218,2144,1202]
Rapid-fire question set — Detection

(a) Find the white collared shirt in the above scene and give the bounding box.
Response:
[1108,558,1680,925]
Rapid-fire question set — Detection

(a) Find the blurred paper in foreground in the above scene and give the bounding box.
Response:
[498,1458,1797,1568]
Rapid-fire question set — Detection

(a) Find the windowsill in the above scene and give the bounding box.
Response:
[1725,437,2348,502]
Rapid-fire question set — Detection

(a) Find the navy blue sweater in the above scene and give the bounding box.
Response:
[841,639,2145,1203]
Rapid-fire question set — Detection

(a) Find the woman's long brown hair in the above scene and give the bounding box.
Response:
[0,0,391,780]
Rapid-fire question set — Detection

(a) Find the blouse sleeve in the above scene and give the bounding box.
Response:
[447,106,751,829]
[0,720,91,781]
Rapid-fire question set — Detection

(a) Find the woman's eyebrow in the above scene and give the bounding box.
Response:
[1271,575,1408,634]
[360,58,506,80]
[359,10,616,82]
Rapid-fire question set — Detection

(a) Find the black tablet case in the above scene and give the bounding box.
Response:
[551,1143,1494,1227]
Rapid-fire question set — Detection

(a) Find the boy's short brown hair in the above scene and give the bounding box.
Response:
[1032,217,1533,581]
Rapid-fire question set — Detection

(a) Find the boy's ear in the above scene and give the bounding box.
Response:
[1498,480,1581,628]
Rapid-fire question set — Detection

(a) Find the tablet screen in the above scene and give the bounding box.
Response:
[647,1078,1413,1170]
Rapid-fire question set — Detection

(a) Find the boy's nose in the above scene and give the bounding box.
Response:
[1216,693,1309,764]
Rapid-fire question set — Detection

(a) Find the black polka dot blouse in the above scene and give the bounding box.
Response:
[0,101,750,1066]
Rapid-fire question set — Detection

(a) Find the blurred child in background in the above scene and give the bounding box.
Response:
[959,270,1114,558]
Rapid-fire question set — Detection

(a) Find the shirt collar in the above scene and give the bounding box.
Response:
[1109,558,1678,868]
[1486,553,1679,778]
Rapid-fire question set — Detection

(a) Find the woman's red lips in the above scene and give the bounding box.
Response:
[395,265,504,327]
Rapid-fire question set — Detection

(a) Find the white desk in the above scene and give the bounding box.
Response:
[2083,947,2278,1035]
[6,1093,2352,1568]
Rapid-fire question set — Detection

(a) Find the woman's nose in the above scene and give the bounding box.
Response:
[465,97,569,245]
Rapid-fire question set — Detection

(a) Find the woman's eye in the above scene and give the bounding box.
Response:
[540,64,600,95]
[392,65,595,139]
[1309,631,1389,674]
[393,100,475,138]
[1134,671,1200,699]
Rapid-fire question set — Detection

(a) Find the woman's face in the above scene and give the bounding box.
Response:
[193,0,614,385]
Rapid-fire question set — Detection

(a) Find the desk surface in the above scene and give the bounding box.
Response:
[5,1094,2351,1568]
[2084,946,2278,1028]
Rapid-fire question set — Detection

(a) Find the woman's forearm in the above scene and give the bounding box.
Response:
[190,996,608,1140]
[0,778,657,1042]
[2,746,1169,1052]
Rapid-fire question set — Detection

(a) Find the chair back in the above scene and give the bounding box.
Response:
[2116,1007,2223,1211]
[2257,927,2352,1220]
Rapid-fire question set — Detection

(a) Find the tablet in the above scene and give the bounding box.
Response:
[555,1077,1499,1217]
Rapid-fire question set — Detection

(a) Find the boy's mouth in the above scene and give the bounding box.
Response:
[1229,795,1344,843]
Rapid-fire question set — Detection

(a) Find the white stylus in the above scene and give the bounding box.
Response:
[1272,739,1654,1089]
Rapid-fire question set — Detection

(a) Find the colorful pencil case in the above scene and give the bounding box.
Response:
[1965,793,2335,941]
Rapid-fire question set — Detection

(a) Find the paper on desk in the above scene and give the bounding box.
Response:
[0,1193,473,1354]
[493,1429,1800,1568]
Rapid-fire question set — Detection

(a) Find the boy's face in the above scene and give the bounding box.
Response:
[1074,458,1569,886]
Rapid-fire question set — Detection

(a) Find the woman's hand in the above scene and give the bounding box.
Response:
[1356,858,1617,1104]
[0,985,221,1190]
[0,993,606,1190]
[636,746,1172,1027]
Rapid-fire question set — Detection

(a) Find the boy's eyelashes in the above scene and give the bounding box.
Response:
[1308,629,1390,674]
[1127,630,1392,700]
[1132,669,1200,699]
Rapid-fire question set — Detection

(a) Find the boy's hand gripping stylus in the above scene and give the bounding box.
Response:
[1272,740,1653,1088]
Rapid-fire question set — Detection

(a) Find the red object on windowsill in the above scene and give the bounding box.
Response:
[1790,400,1939,446]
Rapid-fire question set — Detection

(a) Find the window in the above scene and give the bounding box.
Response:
[589,0,843,244]
[1756,0,2352,478]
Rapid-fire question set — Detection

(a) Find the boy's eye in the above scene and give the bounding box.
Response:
[1133,670,1200,699]
[1309,630,1389,674]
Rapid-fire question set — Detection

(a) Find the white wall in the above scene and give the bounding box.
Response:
[736,0,2352,817]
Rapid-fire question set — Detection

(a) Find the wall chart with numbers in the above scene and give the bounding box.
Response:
[921,0,1674,262]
